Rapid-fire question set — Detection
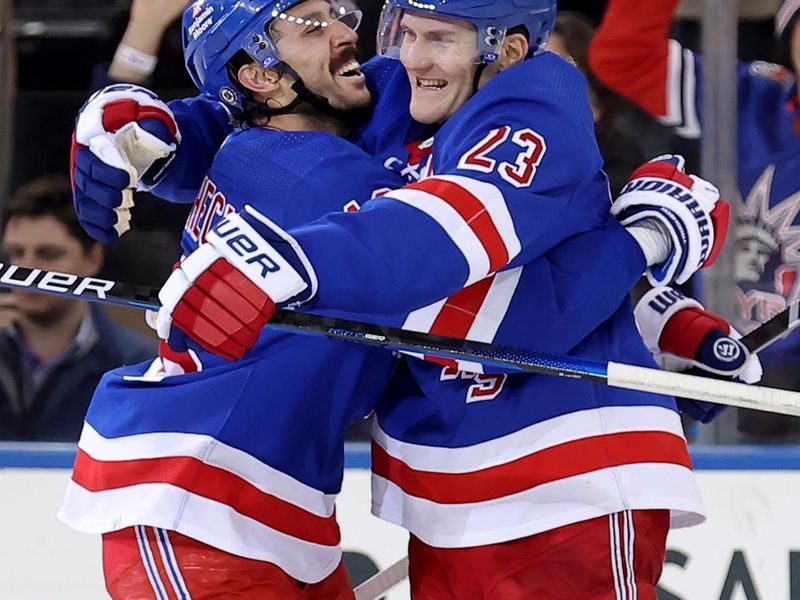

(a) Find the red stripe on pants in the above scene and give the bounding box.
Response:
[103,527,355,599]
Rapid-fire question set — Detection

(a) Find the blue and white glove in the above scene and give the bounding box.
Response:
[635,286,763,423]
[70,84,180,244]
[155,206,316,361]
[615,155,730,286]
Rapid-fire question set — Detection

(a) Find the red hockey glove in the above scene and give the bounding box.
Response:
[155,207,316,361]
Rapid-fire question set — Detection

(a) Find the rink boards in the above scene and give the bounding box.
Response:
[1,443,799,600]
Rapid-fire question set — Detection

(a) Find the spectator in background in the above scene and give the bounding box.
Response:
[97,0,194,90]
[0,176,155,441]
[590,0,800,442]
[548,12,647,195]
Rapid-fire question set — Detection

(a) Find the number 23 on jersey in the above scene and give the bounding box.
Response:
[458,126,547,189]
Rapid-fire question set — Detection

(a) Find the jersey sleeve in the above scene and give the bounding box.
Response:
[153,95,234,203]
[589,0,764,141]
[589,0,678,121]
[527,222,647,355]
[280,58,633,316]
[432,64,610,270]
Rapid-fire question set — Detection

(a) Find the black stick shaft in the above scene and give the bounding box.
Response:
[0,262,607,380]
[4,262,797,381]
[738,301,800,354]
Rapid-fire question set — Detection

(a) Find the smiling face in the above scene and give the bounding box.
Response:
[268,0,370,111]
[397,12,482,124]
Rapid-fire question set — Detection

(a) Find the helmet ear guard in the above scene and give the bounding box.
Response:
[478,25,508,64]
[182,0,294,111]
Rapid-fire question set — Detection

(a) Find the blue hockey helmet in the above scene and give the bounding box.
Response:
[377,0,556,65]
[182,0,362,111]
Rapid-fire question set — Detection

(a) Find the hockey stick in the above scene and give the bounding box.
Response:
[353,556,409,600]
[3,261,800,414]
[738,301,800,354]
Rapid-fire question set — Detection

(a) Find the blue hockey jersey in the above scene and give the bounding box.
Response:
[265,53,705,546]
[59,128,402,583]
[688,58,800,370]
[95,53,705,548]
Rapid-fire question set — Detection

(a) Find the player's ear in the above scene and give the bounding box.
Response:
[499,33,528,70]
[237,64,281,95]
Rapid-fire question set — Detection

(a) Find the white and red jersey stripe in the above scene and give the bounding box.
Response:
[400,267,523,373]
[660,40,702,138]
[384,174,522,287]
[777,0,800,38]
[59,424,342,584]
[370,405,705,548]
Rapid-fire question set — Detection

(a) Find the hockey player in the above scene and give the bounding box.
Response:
[589,0,800,438]
[142,2,741,598]
[59,1,404,598]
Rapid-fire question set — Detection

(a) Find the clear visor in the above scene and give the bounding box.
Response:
[263,0,361,62]
[377,4,508,66]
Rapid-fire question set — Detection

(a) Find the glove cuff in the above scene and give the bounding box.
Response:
[634,286,703,353]
[158,340,203,374]
[206,208,315,307]
[660,306,730,360]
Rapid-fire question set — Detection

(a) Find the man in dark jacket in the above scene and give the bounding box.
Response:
[0,175,155,441]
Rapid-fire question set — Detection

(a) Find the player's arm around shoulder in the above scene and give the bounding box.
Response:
[286,59,612,308]
[153,95,235,202]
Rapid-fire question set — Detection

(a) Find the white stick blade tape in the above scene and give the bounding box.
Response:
[607,362,800,417]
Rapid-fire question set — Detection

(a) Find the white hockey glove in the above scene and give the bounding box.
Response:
[615,155,730,286]
[71,84,180,244]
